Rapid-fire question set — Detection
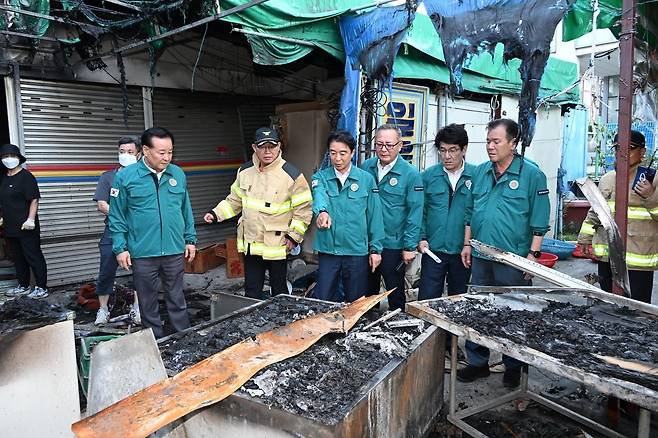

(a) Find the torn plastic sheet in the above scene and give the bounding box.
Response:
[424,0,574,151]
[337,1,418,139]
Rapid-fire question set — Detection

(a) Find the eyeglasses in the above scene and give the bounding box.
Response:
[374,141,401,150]
[439,147,462,156]
[256,142,280,151]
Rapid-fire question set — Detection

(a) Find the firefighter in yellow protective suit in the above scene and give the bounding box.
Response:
[578,130,658,303]
[204,127,312,299]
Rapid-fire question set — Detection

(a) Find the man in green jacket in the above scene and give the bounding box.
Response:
[418,124,474,299]
[312,130,384,302]
[109,127,197,338]
[458,119,550,388]
[361,124,423,310]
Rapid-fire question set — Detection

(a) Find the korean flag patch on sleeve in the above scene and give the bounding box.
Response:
[110,188,120,198]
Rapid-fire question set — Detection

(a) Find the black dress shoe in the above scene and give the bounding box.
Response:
[457,364,490,382]
[503,367,521,388]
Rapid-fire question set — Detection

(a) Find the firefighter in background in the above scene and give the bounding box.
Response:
[205,127,312,299]
[577,130,658,304]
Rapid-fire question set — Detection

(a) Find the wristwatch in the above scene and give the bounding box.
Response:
[530,250,541,258]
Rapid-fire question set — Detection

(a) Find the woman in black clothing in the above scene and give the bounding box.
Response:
[0,144,48,299]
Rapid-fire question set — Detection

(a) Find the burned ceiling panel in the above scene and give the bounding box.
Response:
[424,0,574,151]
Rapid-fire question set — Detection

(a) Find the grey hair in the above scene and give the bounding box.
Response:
[375,123,402,140]
[117,135,142,152]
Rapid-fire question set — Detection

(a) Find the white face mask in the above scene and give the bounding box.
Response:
[118,153,137,167]
[2,157,20,169]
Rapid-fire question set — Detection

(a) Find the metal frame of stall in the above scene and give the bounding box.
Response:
[406,286,658,438]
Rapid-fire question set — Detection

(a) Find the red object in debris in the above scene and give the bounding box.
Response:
[77,284,100,311]
[572,244,594,259]
[537,252,558,268]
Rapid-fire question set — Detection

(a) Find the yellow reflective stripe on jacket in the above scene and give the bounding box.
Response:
[218,200,237,219]
[290,218,308,235]
[231,182,244,199]
[243,197,292,215]
[592,244,658,268]
[291,190,312,207]
[579,222,595,235]
[606,201,653,219]
[235,240,286,259]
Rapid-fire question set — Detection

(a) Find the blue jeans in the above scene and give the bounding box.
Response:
[465,257,530,370]
[418,252,470,300]
[96,227,119,296]
[314,253,369,303]
[367,248,406,310]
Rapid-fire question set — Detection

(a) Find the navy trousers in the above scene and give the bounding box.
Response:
[465,257,530,370]
[418,251,470,300]
[96,227,119,296]
[314,253,369,303]
[367,248,406,310]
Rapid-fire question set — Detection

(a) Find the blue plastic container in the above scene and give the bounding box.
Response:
[541,238,576,260]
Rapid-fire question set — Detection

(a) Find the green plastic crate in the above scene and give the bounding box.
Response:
[78,335,121,396]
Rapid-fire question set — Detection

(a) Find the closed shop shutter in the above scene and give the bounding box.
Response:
[20,79,145,286]
[151,89,246,248]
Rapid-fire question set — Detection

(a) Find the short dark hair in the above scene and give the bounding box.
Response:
[435,124,468,149]
[117,135,141,152]
[327,130,356,152]
[141,127,174,148]
[375,123,402,140]
[487,118,519,143]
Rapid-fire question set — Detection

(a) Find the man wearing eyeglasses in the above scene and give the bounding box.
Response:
[361,124,424,310]
[204,127,313,299]
[418,124,474,301]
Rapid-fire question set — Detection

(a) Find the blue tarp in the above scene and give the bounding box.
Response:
[560,107,589,193]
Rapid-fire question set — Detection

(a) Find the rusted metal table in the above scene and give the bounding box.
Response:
[406,286,658,438]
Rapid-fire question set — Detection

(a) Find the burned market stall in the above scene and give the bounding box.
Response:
[158,295,444,438]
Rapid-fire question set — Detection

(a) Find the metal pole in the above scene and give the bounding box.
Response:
[0,4,101,29]
[613,0,635,294]
[116,0,271,54]
[0,30,72,43]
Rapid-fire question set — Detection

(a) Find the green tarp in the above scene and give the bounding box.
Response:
[563,0,658,48]
[219,1,580,102]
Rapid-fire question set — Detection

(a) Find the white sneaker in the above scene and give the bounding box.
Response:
[129,304,141,325]
[95,307,111,325]
[5,285,31,297]
[27,286,49,299]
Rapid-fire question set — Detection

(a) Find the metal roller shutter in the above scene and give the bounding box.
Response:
[20,79,145,286]
[151,89,249,248]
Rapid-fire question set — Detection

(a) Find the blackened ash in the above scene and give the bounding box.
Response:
[429,298,658,391]
[159,295,425,424]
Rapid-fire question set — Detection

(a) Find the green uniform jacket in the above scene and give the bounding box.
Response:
[421,162,476,255]
[361,157,424,250]
[311,165,384,256]
[109,160,197,258]
[466,155,550,257]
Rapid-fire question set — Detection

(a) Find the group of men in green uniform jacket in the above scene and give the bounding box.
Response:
[310,119,550,389]
[108,118,550,389]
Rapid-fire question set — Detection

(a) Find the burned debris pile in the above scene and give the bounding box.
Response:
[430,298,658,391]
